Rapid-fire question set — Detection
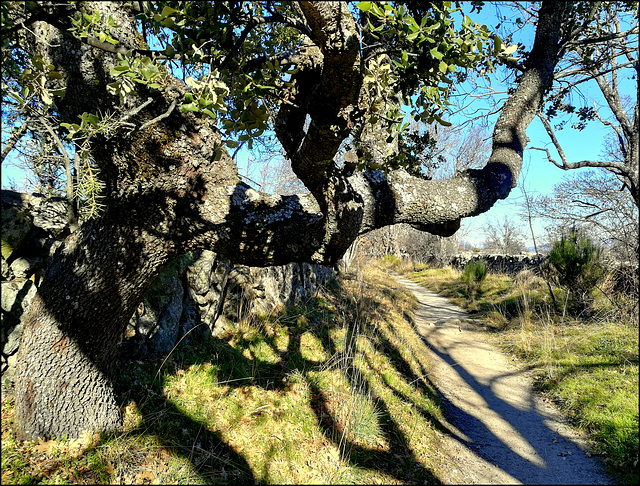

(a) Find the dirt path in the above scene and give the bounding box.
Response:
[393,274,612,485]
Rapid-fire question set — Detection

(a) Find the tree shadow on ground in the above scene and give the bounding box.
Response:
[421,338,613,484]
[102,274,462,484]
[112,348,257,484]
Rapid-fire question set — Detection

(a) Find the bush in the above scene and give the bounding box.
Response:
[545,232,605,315]
[461,261,487,299]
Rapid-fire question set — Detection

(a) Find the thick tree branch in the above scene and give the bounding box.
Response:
[245,1,572,264]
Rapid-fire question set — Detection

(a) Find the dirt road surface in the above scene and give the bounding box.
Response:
[394,275,612,485]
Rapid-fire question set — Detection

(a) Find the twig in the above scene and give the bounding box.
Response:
[1,116,32,163]
[118,97,154,124]
[137,100,177,132]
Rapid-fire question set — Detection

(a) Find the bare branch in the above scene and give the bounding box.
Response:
[117,97,154,125]
[533,113,628,173]
[553,59,636,81]
[1,117,32,164]
[35,114,79,231]
[565,25,639,47]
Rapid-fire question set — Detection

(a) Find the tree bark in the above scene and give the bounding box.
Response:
[12,0,569,440]
[14,213,174,439]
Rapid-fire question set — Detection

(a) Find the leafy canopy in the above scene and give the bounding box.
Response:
[1,1,515,174]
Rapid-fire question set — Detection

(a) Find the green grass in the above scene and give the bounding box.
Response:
[404,263,639,485]
[2,258,461,484]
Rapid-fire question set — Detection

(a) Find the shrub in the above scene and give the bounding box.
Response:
[461,261,487,299]
[545,232,605,315]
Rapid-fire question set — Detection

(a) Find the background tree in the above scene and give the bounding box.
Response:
[527,1,639,207]
[532,170,639,265]
[482,215,526,254]
[545,231,606,316]
[1,1,572,440]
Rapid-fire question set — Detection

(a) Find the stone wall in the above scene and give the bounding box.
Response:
[1,190,334,386]
[448,253,546,275]
[121,249,334,358]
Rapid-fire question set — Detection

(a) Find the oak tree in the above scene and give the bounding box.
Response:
[2,1,572,440]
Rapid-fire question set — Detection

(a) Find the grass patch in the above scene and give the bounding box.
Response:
[402,262,639,485]
[2,258,462,484]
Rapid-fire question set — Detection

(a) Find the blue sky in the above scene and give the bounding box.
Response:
[2,2,635,251]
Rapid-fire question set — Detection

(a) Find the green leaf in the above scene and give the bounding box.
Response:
[370,2,383,16]
[432,113,452,127]
[430,47,444,60]
[202,109,216,119]
[87,114,100,126]
[356,1,372,12]
[503,44,518,55]
[180,102,199,112]
[493,35,502,53]
[161,6,178,17]
[41,90,52,105]
[439,61,448,73]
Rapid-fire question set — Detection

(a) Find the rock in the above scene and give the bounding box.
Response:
[449,253,546,275]
[1,192,34,261]
[124,254,190,355]
[30,194,71,238]
[9,257,41,279]
[1,279,37,377]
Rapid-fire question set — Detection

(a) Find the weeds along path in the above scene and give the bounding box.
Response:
[393,274,612,485]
